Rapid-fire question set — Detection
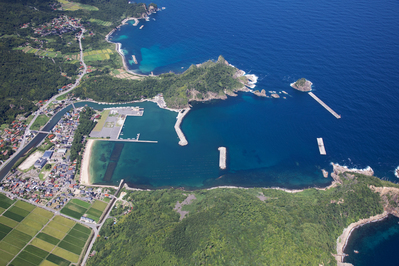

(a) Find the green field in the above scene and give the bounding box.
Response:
[0,194,14,209]
[91,200,108,211]
[0,199,92,266]
[31,114,50,131]
[88,18,112,26]
[71,199,91,208]
[92,110,109,132]
[58,0,99,11]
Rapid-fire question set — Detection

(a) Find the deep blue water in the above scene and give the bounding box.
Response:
[108,0,399,182]
[102,0,399,262]
[344,215,399,265]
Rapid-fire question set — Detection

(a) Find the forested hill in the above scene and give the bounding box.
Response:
[74,57,244,108]
[0,0,151,125]
[87,174,399,265]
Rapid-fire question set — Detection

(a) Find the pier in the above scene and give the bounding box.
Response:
[317,138,326,155]
[308,92,341,119]
[218,147,227,169]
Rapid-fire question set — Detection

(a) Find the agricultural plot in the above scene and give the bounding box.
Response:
[0,193,14,208]
[61,198,108,221]
[58,0,99,11]
[84,49,114,62]
[0,199,92,266]
[89,18,112,26]
[60,200,88,219]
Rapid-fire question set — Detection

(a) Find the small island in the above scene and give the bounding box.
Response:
[290,78,313,92]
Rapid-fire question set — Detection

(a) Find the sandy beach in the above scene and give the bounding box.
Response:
[80,139,95,185]
[334,211,389,265]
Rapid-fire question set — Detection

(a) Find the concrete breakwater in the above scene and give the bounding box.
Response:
[174,108,190,146]
[218,147,227,169]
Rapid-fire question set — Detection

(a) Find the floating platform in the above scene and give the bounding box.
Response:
[317,138,326,155]
[308,92,341,119]
[218,147,227,169]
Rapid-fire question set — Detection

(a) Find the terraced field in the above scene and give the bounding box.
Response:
[0,195,92,266]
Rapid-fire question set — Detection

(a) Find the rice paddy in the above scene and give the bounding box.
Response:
[61,199,108,222]
[0,198,92,265]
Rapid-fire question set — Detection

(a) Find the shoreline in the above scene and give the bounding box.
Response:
[80,139,94,185]
[334,211,389,266]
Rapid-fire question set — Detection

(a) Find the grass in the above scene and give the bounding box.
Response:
[91,200,108,211]
[16,223,39,236]
[0,242,20,255]
[55,93,68,101]
[41,226,67,240]
[46,253,70,266]
[92,110,109,132]
[14,201,36,212]
[72,223,91,235]
[57,0,98,11]
[0,216,19,228]
[0,194,14,209]
[31,207,53,219]
[71,199,91,209]
[31,238,56,252]
[52,246,79,263]
[37,232,60,245]
[31,114,50,131]
[52,216,75,228]
[47,220,70,233]
[88,18,112,26]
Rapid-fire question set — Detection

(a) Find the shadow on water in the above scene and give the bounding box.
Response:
[102,143,124,182]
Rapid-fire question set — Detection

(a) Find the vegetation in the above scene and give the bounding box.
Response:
[294,78,306,87]
[87,174,392,266]
[75,57,243,108]
[70,107,96,162]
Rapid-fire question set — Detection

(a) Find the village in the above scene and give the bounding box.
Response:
[0,106,114,216]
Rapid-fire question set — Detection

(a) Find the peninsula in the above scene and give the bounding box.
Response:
[290,78,313,92]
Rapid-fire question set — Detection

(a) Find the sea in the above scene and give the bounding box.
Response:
[93,0,399,262]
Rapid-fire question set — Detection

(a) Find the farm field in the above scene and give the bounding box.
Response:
[83,49,113,62]
[57,0,99,11]
[0,197,92,265]
[88,18,112,26]
[61,199,108,222]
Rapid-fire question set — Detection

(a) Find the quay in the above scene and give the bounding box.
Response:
[317,138,326,155]
[218,147,227,169]
[308,92,341,119]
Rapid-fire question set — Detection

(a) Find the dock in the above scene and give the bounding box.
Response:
[308,92,341,119]
[218,147,227,169]
[317,138,326,155]
[95,138,157,143]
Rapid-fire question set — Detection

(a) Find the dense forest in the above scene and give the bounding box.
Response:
[87,173,391,265]
[74,57,243,108]
[0,45,70,124]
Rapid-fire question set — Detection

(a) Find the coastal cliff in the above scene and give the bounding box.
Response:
[290,78,313,92]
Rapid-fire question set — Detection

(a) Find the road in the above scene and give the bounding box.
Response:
[0,22,87,173]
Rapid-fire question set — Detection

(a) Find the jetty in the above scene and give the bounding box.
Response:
[308,92,341,119]
[132,55,138,64]
[218,147,227,169]
[317,138,326,155]
[95,138,157,143]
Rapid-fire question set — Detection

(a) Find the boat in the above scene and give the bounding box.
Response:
[145,17,150,21]
[354,250,359,254]
[139,25,144,29]
[162,7,166,9]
